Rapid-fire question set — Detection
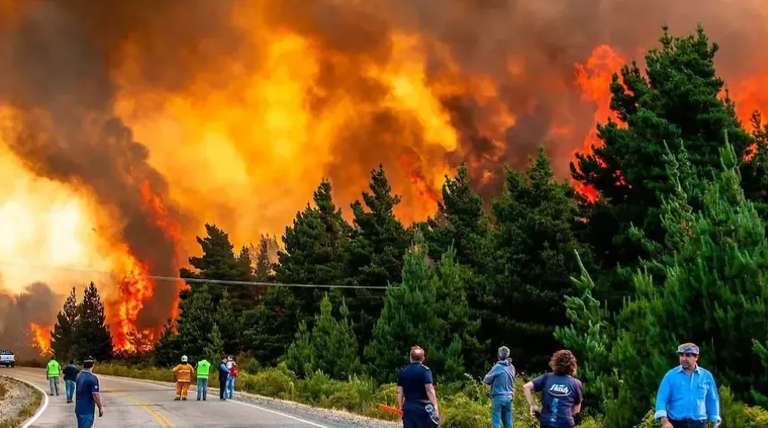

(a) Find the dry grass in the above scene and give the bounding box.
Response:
[0,377,43,428]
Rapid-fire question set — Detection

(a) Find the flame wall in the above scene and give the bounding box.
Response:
[1,0,767,352]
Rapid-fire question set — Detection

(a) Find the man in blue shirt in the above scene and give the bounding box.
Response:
[654,343,721,428]
[62,360,80,404]
[484,346,516,428]
[397,346,440,428]
[75,357,103,428]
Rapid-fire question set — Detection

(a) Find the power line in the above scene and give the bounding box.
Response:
[0,262,390,290]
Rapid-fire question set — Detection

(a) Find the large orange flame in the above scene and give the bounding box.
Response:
[29,323,52,355]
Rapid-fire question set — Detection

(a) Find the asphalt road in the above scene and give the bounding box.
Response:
[4,367,360,428]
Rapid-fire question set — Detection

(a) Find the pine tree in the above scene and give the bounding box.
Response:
[154,318,180,367]
[274,179,351,319]
[205,323,225,364]
[216,290,238,355]
[254,234,277,282]
[174,284,216,364]
[311,294,361,380]
[51,287,78,360]
[571,25,755,280]
[71,282,112,361]
[489,148,593,370]
[365,231,441,383]
[241,286,301,366]
[347,166,411,350]
[285,321,315,378]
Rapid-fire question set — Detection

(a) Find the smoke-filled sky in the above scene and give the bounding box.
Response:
[0,0,767,353]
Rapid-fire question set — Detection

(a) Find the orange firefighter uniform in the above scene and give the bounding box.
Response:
[172,361,195,400]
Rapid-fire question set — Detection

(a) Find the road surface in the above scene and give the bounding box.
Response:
[4,367,384,428]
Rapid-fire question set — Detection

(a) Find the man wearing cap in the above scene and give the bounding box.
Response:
[74,357,103,428]
[484,346,516,428]
[654,343,721,428]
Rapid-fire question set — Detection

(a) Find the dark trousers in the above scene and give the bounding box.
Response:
[402,402,433,428]
[219,376,228,400]
[670,420,706,428]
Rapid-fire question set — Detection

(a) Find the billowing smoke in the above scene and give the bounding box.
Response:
[1,0,766,342]
[0,283,62,360]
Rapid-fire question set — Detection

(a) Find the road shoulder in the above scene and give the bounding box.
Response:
[0,374,44,428]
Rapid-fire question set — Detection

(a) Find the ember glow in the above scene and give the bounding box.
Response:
[2,0,768,354]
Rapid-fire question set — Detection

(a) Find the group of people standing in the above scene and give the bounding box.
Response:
[397,341,721,428]
[171,354,239,401]
[45,356,104,428]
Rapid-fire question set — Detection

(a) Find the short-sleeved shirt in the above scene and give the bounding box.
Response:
[532,373,583,428]
[397,362,433,403]
[75,371,100,416]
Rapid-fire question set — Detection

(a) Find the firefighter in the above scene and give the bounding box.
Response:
[172,355,195,401]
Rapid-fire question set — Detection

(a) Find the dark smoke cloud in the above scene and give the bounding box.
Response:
[1,0,766,331]
[0,282,62,360]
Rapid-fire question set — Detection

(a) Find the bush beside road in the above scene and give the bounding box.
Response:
[0,375,43,428]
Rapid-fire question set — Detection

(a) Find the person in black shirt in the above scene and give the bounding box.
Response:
[62,360,80,404]
[397,346,440,428]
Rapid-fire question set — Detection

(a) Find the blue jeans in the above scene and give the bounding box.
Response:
[65,380,76,402]
[491,395,513,428]
[226,377,235,399]
[76,414,95,428]
[197,378,208,400]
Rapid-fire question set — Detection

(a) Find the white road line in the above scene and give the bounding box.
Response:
[7,374,50,428]
[228,399,332,428]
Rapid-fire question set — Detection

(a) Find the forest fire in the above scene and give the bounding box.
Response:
[29,323,52,355]
[2,0,768,355]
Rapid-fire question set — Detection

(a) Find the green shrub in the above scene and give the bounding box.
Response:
[242,363,296,399]
[246,358,262,374]
[295,370,343,405]
[326,375,377,413]
[441,393,490,428]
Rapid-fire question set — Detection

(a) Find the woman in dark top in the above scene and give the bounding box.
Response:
[523,350,583,428]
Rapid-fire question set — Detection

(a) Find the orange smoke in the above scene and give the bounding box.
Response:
[29,323,52,355]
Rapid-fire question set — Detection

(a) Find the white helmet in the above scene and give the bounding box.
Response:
[181,355,188,362]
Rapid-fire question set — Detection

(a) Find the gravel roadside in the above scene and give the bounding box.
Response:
[96,373,401,428]
[0,375,36,426]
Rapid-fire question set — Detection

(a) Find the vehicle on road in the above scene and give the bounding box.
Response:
[1,349,15,367]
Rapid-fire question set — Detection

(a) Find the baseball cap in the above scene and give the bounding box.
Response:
[677,343,699,355]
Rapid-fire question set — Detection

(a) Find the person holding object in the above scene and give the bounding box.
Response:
[172,355,195,401]
[523,350,583,428]
[218,356,230,401]
[484,346,516,428]
[397,346,440,428]
[226,360,238,399]
[63,360,80,403]
[46,355,61,396]
[654,343,721,428]
[75,357,103,428]
[196,357,211,401]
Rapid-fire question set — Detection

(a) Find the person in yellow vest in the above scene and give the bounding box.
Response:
[46,355,61,396]
[172,355,195,401]
[195,357,211,401]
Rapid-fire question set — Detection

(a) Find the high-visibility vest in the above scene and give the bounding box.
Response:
[47,360,61,377]
[196,360,211,379]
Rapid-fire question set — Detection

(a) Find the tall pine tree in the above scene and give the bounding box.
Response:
[347,166,411,350]
[71,283,112,361]
[489,147,593,370]
[51,287,78,360]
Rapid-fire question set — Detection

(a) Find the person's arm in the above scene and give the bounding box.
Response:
[483,364,497,385]
[423,370,438,414]
[397,386,405,410]
[572,380,583,415]
[92,377,104,417]
[706,373,721,427]
[525,375,546,416]
[654,372,672,427]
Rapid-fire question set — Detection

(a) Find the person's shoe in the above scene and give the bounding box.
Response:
[182,397,187,401]
[174,397,181,401]
[197,398,200,401]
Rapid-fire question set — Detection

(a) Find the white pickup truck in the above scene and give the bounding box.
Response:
[0,349,15,368]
